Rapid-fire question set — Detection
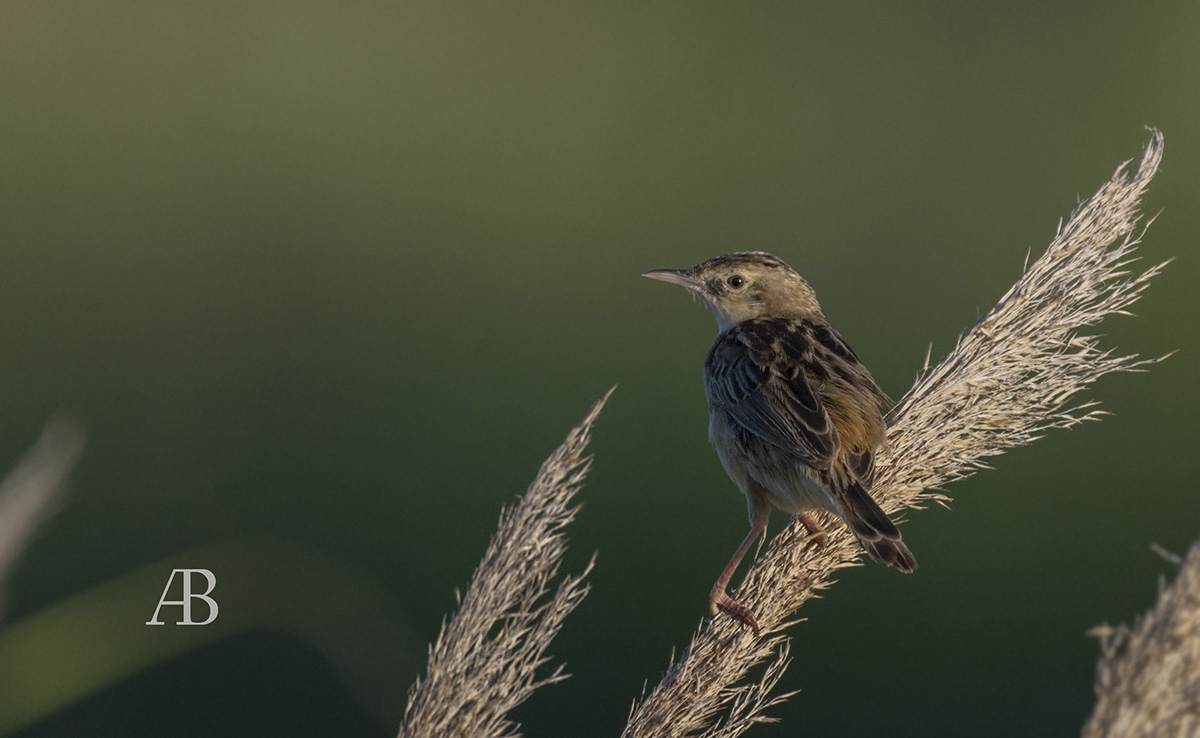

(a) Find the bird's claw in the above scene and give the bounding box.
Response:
[710,592,761,637]
[798,512,828,547]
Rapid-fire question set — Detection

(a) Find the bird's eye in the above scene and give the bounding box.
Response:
[728,275,745,288]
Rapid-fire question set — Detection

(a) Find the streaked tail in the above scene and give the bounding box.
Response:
[835,479,917,573]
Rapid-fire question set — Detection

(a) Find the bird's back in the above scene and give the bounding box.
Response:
[704,317,889,484]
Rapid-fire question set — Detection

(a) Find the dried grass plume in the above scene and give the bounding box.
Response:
[1084,542,1200,738]
[398,389,612,738]
[0,421,85,619]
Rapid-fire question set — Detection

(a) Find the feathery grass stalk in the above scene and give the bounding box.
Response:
[621,129,1167,738]
[1083,542,1200,737]
[399,389,612,738]
[0,421,84,619]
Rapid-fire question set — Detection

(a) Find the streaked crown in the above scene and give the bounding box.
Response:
[643,251,823,331]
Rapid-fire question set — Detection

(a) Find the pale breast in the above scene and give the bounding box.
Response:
[709,407,835,515]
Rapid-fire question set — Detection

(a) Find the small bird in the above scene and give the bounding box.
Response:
[644,251,915,633]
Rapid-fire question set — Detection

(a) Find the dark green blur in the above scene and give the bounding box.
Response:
[1,2,1197,736]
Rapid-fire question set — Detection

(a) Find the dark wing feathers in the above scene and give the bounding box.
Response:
[845,447,876,486]
[705,320,838,469]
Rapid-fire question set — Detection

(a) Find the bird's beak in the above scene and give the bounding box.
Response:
[642,268,702,292]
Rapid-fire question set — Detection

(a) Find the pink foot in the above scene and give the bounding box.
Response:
[710,589,761,637]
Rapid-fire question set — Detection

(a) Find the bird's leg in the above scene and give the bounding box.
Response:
[797,511,827,547]
[710,497,769,636]
[753,519,770,559]
[709,527,763,636]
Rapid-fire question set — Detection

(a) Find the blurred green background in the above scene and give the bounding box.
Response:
[0,1,1197,736]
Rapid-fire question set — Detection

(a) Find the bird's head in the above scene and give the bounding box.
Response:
[643,251,823,331]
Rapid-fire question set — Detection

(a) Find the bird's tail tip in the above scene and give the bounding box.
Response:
[838,479,918,573]
[864,538,918,573]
